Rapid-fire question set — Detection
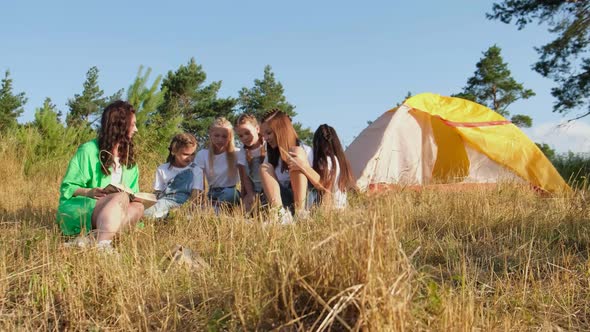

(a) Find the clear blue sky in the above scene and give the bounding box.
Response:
[2,1,589,152]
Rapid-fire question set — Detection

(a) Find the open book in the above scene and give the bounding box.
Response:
[103,183,157,209]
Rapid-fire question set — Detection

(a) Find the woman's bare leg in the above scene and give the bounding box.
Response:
[260,162,282,208]
[91,193,144,241]
[126,202,145,227]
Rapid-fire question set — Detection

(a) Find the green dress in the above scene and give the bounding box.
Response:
[56,139,140,236]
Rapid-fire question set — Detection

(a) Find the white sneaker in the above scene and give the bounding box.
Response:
[263,206,294,225]
[63,235,94,248]
[277,207,294,225]
[295,209,311,221]
[96,240,117,254]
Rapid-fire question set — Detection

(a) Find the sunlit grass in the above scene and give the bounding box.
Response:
[1,138,589,330]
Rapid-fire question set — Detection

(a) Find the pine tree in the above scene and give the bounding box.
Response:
[536,142,556,161]
[128,66,166,128]
[0,70,27,131]
[66,66,122,127]
[30,97,93,163]
[128,66,182,156]
[488,1,590,120]
[454,45,535,128]
[33,98,66,156]
[238,65,313,143]
[158,58,236,141]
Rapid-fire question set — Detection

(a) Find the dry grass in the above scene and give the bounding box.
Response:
[1,140,590,331]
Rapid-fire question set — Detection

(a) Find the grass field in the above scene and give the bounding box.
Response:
[1,141,589,331]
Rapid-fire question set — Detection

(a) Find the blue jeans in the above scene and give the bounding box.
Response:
[144,168,193,219]
[208,186,240,205]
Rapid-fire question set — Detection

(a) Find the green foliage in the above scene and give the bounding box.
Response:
[66,66,123,127]
[510,114,532,128]
[464,45,530,114]
[394,91,413,107]
[456,45,535,127]
[450,92,476,103]
[158,58,236,141]
[238,65,296,117]
[238,65,312,144]
[550,151,590,188]
[488,1,590,120]
[292,123,313,145]
[535,142,556,160]
[128,66,182,161]
[23,98,93,174]
[0,70,27,131]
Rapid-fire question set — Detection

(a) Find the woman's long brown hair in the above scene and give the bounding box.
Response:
[262,110,299,172]
[312,124,356,192]
[97,100,136,175]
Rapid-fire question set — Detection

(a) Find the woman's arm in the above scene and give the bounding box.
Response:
[61,142,108,199]
[73,187,107,198]
[238,164,256,210]
[238,165,254,197]
[287,150,331,193]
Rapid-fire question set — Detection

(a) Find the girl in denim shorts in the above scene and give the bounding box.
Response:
[144,133,204,219]
[195,117,240,207]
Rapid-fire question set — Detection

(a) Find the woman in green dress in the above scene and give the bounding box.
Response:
[56,100,144,248]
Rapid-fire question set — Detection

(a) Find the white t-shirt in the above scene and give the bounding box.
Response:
[263,143,313,185]
[326,157,347,209]
[110,157,123,185]
[195,149,240,188]
[237,145,264,192]
[237,145,263,167]
[153,162,204,192]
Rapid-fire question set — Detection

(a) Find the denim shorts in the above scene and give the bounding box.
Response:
[208,186,240,205]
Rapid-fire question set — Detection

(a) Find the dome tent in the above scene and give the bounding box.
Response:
[345,93,569,193]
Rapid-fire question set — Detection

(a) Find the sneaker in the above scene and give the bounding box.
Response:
[96,240,117,255]
[295,209,311,221]
[277,207,294,225]
[263,206,294,225]
[63,235,94,248]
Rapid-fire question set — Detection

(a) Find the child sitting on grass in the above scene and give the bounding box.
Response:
[288,124,356,209]
[235,113,266,212]
[144,133,204,219]
[195,117,241,207]
[259,110,313,223]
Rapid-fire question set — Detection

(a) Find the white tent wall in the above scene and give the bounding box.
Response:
[462,144,525,184]
[346,105,526,190]
[346,105,437,190]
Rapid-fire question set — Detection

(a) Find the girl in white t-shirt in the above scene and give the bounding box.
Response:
[235,114,266,212]
[144,133,204,219]
[289,124,356,209]
[260,110,314,223]
[196,117,240,205]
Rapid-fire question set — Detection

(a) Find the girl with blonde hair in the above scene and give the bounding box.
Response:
[195,117,240,205]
